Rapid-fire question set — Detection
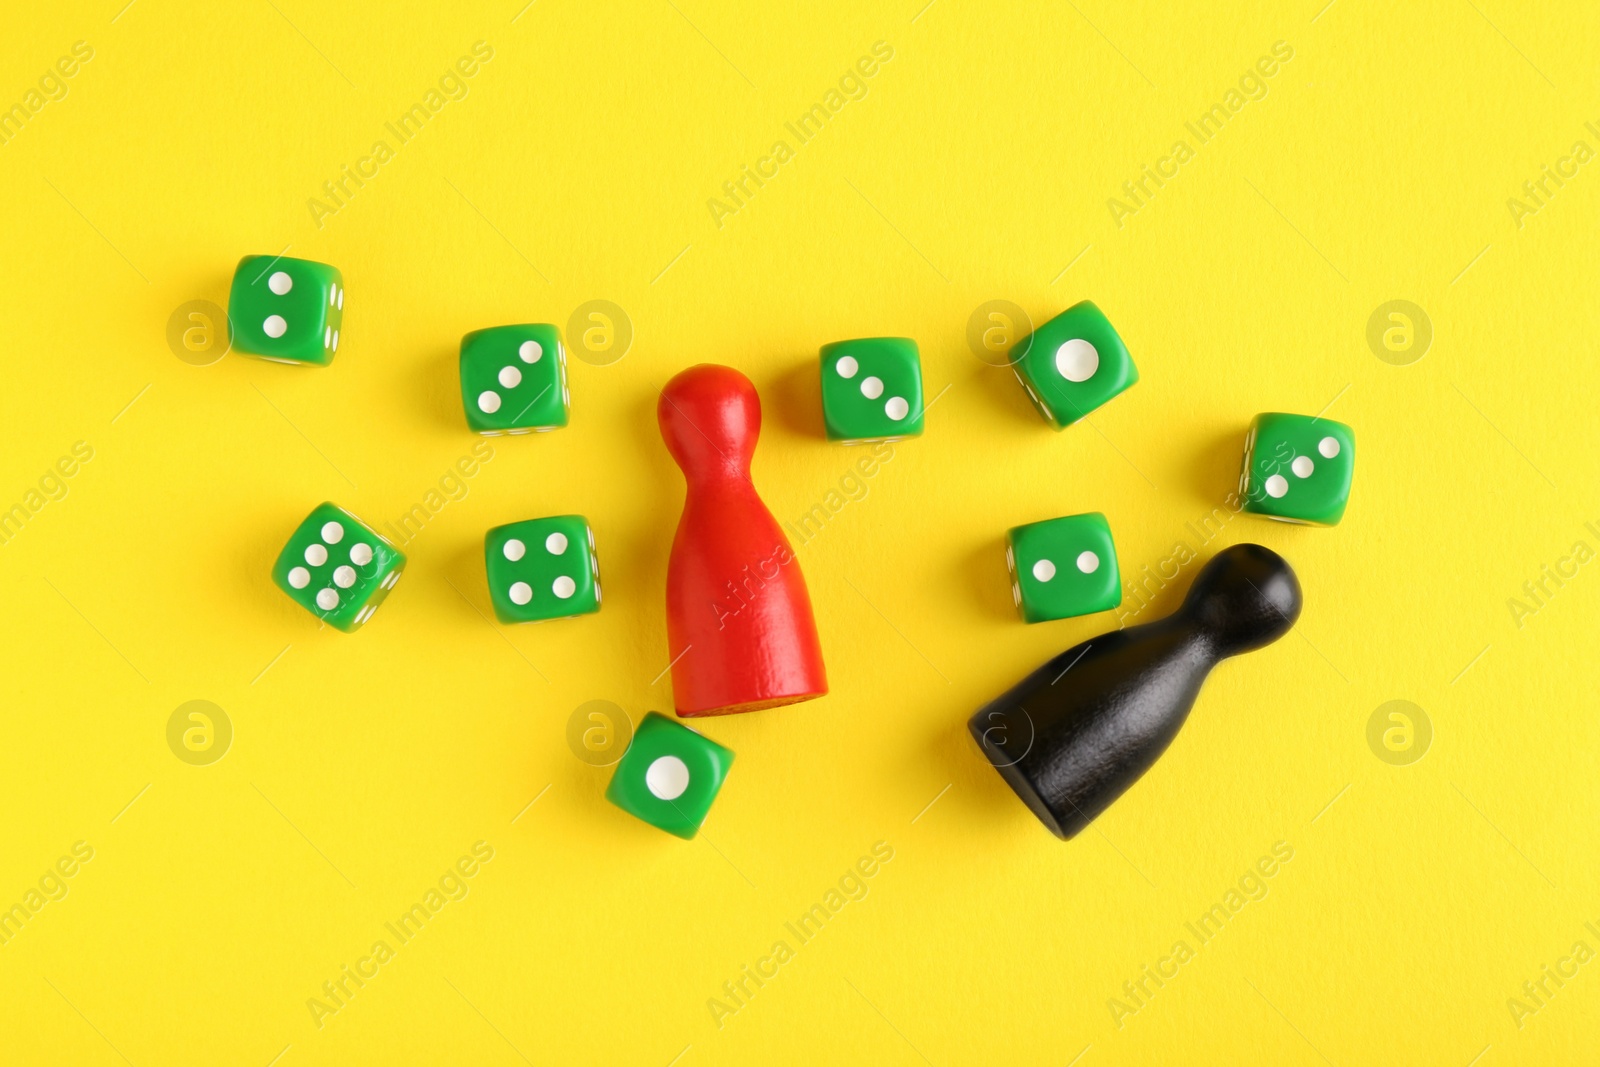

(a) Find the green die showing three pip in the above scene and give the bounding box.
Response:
[461,324,570,434]
[1008,300,1138,429]
[1006,512,1121,623]
[1239,412,1356,526]
[271,502,405,632]
[605,712,734,839]
[228,255,344,365]
[819,337,925,442]
[484,514,600,623]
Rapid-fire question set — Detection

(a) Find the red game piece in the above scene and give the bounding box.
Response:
[658,364,828,716]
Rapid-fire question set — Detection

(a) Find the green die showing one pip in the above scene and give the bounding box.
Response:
[605,712,734,839]
[228,255,344,366]
[461,324,570,434]
[819,337,925,442]
[271,502,405,632]
[1006,511,1121,623]
[484,514,600,623]
[1008,300,1137,429]
[1239,412,1356,526]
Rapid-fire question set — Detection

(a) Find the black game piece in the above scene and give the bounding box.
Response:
[969,543,1302,839]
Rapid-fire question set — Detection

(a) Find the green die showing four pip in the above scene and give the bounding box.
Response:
[606,712,734,839]
[1008,301,1138,429]
[484,514,600,623]
[228,255,344,365]
[461,324,570,435]
[819,337,925,442]
[271,503,405,632]
[1006,512,1121,623]
[1239,412,1355,525]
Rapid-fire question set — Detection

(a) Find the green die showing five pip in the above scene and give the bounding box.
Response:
[605,712,734,839]
[1006,511,1121,623]
[1239,412,1356,526]
[1008,301,1138,429]
[271,503,405,632]
[819,337,925,443]
[461,324,570,435]
[484,514,600,623]
[228,255,344,366]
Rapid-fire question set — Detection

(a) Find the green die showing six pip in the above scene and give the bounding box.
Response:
[1008,301,1137,429]
[271,502,405,632]
[605,712,734,839]
[461,324,570,434]
[484,514,600,623]
[1006,511,1121,622]
[819,337,925,442]
[1239,412,1355,526]
[228,255,344,365]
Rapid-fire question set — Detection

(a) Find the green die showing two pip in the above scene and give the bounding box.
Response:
[271,503,405,632]
[1006,512,1121,623]
[1239,412,1356,526]
[461,324,570,434]
[484,515,600,623]
[228,255,345,366]
[1008,301,1138,429]
[606,712,734,839]
[819,337,925,442]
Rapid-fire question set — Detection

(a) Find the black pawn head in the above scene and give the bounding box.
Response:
[1180,543,1302,658]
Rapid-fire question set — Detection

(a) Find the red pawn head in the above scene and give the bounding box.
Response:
[658,364,828,716]
[659,364,760,479]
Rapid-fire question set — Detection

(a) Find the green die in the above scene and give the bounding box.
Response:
[605,712,734,839]
[1239,412,1356,526]
[1005,512,1121,623]
[819,337,925,443]
[271,503,405,632]
[461,324,570,435]
[484,515,600,623]
[1008,301,1138,429]
[228,255,344,366]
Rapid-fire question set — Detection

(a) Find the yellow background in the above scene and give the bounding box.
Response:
[2,1,1597,1063]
